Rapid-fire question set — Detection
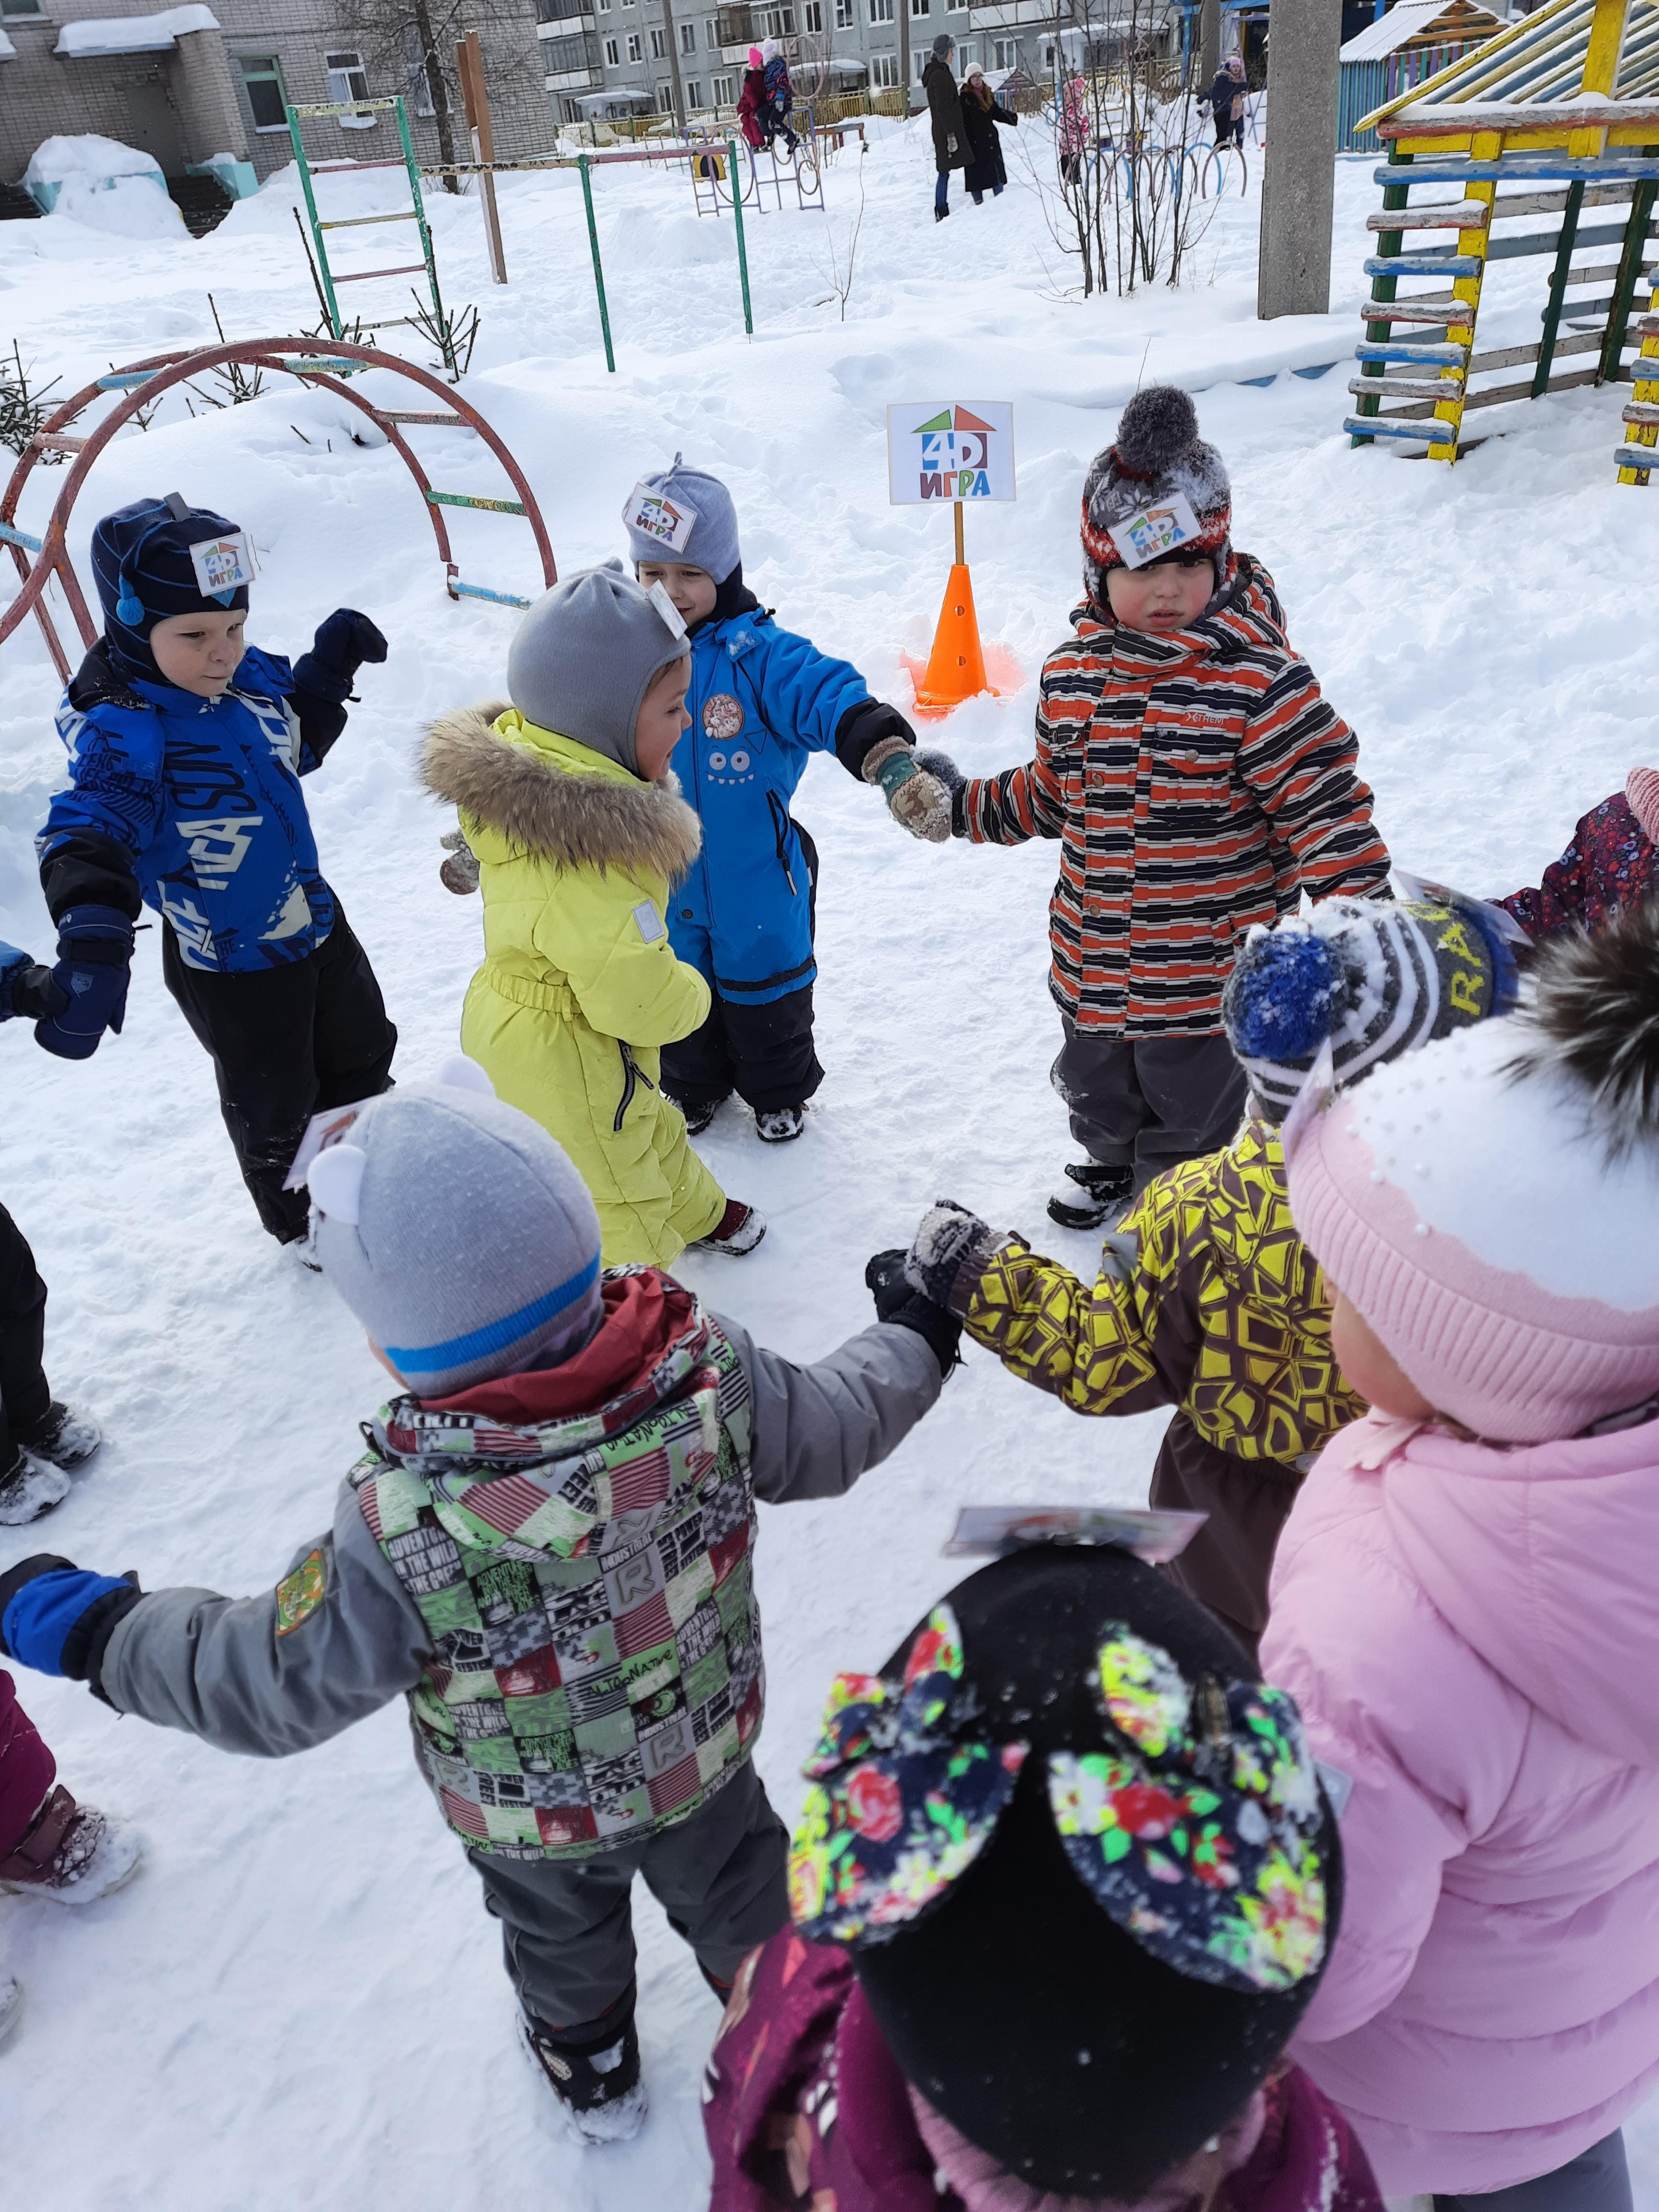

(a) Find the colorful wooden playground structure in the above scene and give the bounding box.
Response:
[1346,0,1659,479]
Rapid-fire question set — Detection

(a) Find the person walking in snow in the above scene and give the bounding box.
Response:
[960,62,1018,204]
[1261,897,1659,2209]
[1211,54,1247,149]
[624,459,952,1145]
[738,47,768,149]
[0,1061,958,2139]
[33,495,395,1251]
[924,34,966,221]
[706,1543,1381,2212]
[425,563,763,1262]
[759,36,797,154]
[913,387,1390,1230]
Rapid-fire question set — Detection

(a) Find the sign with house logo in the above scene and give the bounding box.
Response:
[886,401,1016,505]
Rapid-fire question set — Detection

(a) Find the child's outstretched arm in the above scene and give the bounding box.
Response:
[952,667,1071,847]
[0,1478,428,1756]
[286,608,388,772]
[1237,660,1391,899]
[1497,818,1588,941]
[34,708,151,1061]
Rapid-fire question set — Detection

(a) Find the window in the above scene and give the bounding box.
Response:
[681,20,696,48]
[868,0,893,22]
[712,71,733,100]
[803,0,821,23]
[763,5,793,31]
[687,76,703,102]
[911,0,929,15]
[835,0,853,23]
[993,35,1014,66]
[324,49,376,126]
[239,54,288,131]
[605,35,620,61]
[627,30,642,57]
[871,49,899,82]
[404,30,435,114]
[658,79,675,107]
[651,25,667,54]
[0,0,43,16]
[957,39,976,65]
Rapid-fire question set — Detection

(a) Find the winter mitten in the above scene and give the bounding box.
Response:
[293,607,389,705]
[914,749,969,838]
[862,735,955,845]
[33,906,134,1062]
[904,1199,1001,1312]
[0,942,66,1024]
[866,1249,964,1378]
[0,1556,142,1697]
[440,825,481,896]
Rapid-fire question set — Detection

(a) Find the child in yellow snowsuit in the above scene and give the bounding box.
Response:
[423,564,763,1266]
[889,891,1515,1656]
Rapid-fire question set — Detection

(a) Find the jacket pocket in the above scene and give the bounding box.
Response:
[766,792,803,896]
[614,1039,658,1132]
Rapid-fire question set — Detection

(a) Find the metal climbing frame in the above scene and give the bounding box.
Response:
[689,111,826,215]
[0,335,557,681]
[287,93,459,372]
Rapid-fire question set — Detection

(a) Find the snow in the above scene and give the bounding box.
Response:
[3,114,1659,2206]
[52,5,220,56]
[23,134,170,185]
[0,29,15,62]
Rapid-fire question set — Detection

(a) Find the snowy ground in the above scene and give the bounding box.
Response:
[3,106,1659,2209]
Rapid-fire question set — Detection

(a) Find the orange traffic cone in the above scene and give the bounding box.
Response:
[914,563,990,712]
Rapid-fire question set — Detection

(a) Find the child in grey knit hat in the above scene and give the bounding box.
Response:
[0,1056,961,2145]
[424,562,765,1267]
[620,455,951,1148]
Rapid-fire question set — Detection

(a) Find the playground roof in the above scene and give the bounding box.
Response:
[1339,0,1502,64]
[1360,0,1659,127]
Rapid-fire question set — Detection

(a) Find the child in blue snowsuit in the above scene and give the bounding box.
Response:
[34,493,396,1246]
[624,459,953,1141]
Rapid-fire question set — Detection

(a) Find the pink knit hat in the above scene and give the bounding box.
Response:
[1285,1016,1659,1444]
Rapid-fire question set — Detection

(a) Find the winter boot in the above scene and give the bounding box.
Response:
[754,1105,805,1144]
[15,1401,102,1471]
[0,1448,69,1526]
[520,2011,647,2145]
[668,1092,727,1137]
[935,204,950,222]
[0,1786,142,1905]
[0,1974,20,2048]
[694,1200,767,1256]
[1047,1161,1134,1231]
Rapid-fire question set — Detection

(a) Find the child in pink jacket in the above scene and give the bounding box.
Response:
[1264,897,1659,2209]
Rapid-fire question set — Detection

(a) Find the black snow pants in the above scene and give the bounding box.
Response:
[163,909,397,1243]
[0,1205,51,1470]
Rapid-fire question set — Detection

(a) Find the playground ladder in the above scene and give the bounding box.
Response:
[286,94,457,370]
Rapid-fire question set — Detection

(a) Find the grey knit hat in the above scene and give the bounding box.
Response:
[932,31,954,56]
[309,1057,604,1399]
[622,454,742,586]
[506,560,689,776]
[1080,386,1232,609]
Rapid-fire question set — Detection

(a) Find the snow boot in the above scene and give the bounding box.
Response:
[0,1787,142,1905]
[754,1105,805,1144]
[935,204,950,222]
[0,1448,69,1526]
[668,1092,727,1137]
[0,1975,20,2048]
[15,1401,101,1472]
[1047,1161,1134,1231]
[694,1199,767,1256]
[520,2012,647,2145]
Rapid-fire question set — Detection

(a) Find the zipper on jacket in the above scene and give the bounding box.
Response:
[766,791,799,895]
[615,1040,657,1131]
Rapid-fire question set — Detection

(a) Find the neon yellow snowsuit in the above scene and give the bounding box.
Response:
[423,703,726,1266]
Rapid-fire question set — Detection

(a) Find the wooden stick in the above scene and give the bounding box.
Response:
[954,500,964,566]
[458,32,508,287]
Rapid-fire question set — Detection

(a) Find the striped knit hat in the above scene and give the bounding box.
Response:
[1081,386,1231,606]
[1222,889,1518,1124]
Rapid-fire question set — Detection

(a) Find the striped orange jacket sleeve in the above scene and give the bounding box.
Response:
[1236,658,1391,898]
[959,671,1071,846]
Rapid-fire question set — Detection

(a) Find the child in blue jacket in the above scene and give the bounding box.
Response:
[34,493,395,1247]
[624,460,951,1141]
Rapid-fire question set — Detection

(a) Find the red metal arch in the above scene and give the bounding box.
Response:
[0,335,558,681]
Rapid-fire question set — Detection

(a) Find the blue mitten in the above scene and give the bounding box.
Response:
[33,905,134,1062]
[293,607,388,705]
[0,1555,142,1692]
[0,941,67,1023]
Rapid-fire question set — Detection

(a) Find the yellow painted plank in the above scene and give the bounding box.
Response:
[1582,0,1629,93]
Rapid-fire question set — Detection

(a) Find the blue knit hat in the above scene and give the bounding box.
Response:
[90,493,253,682]
[308,1058,604,1398]
[622,454,741,585]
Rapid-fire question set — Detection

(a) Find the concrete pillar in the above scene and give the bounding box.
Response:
[170,29,250,166]
[1256,0,1340,318]
[1198,0,1220,90]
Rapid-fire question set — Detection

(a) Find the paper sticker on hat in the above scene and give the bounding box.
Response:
[283,1094,382,1191]
[1107,490,1203,572]
[646,579,688,641]
[188,530,256,602]
[624,481,699,554]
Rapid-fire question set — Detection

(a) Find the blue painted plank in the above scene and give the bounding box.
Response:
[1238,373,1277,387]
[1365,253,1482,276]
[1353,340,1468,362]
[1291,361,1339,377]
[451,580,532,608]
[1375,161,1659,185]
[1342,413,1457,440]
[1613,448,1659,471]
[0,522,43,552]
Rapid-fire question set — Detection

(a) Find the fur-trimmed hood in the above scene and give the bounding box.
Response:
[422,701,702,879]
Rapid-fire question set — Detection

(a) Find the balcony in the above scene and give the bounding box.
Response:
[545,62,604,86]
[539,14,596,33]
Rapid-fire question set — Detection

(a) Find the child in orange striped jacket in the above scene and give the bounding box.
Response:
[918,387,1391,1228]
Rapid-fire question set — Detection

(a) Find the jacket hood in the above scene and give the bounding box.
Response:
[1073,553,1281,662]
[422,701,701,878]
[1364,1412,1659,1764]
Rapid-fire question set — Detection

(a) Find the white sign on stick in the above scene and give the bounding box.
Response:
[886,401,1016,505]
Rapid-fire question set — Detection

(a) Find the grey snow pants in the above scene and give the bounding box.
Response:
[1051,1021,1247,1193]
[1434,2131,1633,2212]
[467,1756,789,2040]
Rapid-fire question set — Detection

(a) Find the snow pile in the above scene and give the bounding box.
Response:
[46,174,188,241]
[23,134,168,186]
[53,5,220,56]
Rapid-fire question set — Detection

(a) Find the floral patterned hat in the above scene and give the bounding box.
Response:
[787,1545,1342,2200]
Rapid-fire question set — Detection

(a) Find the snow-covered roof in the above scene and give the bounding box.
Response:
[1340,0,1501,62]
[54,6,220,57]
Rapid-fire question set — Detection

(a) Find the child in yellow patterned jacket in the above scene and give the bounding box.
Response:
[889,891,1516,1655]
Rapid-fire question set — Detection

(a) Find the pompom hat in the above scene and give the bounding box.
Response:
[1284,907,1659,1444]
[1080,385,1231,605]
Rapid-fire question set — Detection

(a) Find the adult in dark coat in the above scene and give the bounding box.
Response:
[960,63,1018,201]
[1210,54,1247,148]
[922,33,965,220]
